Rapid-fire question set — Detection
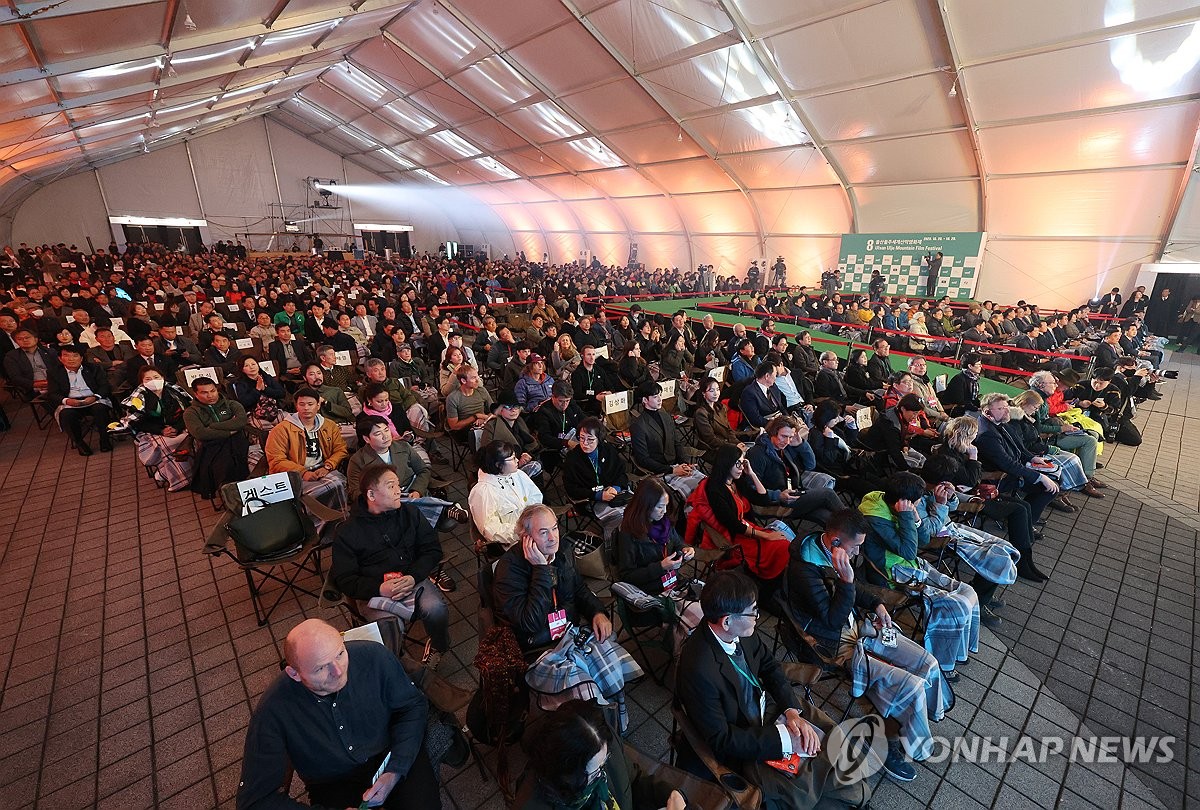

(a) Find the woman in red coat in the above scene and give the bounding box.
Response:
[686,445,791,580]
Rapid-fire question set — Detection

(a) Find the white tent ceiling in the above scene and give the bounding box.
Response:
[1,0,1199,304]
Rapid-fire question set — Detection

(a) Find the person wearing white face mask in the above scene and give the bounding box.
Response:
[115,365,193,489]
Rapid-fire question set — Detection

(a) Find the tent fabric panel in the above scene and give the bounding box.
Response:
[855,182,980,232]
[720,149,841,190]
[587,232,632,266]
[452,0,574,49]
[691,234,762,275]
[265,119,349,205]
[978,239,1156,307]
[98,143,202,219]
[188,120,277,220]
[488,180,555,204]
[508,24,626,96]
[761,236,844,282]
[610,195,685,233]
[560,79,671,132]
[802,73,964,142]
[945,0,1194,64]
[977,103,1200,175]
[569,199,627,233]
[639,43,779,116]
[633,232,691,270]
[583,168,665,198]
[826,131,977,185]
[987,168,1180,238]
[385,4,488,77]
[532,174,605,201]
[964,31,1200,125]
[672,191,757,234]
[725,0,877,36]
[749,187,853,236]
[525,200,581,232]
[491,202,542,233]
[641,158,739,195]
[546,231,586,264]
[764,0,946,94]
[586,0,734,68]
[28,4,165,61]
[1167,173,1200,245]
[11,170,110,249]
[688,101,812,154]
[602,123,707,165]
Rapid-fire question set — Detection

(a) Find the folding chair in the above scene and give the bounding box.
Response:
[3,381,53,429]
[671,706,762,810]
[204,470,346,625]
[771,593,867,723]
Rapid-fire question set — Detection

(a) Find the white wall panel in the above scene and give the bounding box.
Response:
[266,119,348,206]
[189,120,276,226]
[99,144,201,219]
[1171,173,1200,245]
[342,163,462,251]
[978,239,1155,307]
[856,182,980,232]
[11,170,109,249]
[988,168,1179,237]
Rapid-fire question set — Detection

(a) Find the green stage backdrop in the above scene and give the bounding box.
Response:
[837,232,987,301]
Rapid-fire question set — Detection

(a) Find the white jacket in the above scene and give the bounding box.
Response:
[467,470,543,549]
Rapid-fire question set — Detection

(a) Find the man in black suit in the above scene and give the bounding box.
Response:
[866,339,893,388]
[3,328,59,396]
[46,344,113,455]
[125,337,177,388]
[738,361,786,429]
[676,571,862,807]
[630,380,704,496]
[268,323,315,384]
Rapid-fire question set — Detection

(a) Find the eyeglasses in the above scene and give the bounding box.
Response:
[731,607,760,619]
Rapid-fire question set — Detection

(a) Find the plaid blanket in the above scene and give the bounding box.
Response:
[946,523,1020,585]
[847,627,953,761]
[1038,450,1089,491]
[526,625,643,730]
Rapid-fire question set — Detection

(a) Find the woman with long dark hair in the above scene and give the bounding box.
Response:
[685,445,791,581]
[515,700,685,810]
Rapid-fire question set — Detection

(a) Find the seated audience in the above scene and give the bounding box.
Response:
[675,570,867,807]
[938,353,982,416]
[264,386,349,506]
[515,699,686,810]
[303,363,358,449]
[236,618,440,809]
[479,392,542,478]
[467,440,543,552]
[686,445,792,581]
[331,465,449,669]
[563,417,630,539]
[738,360,787,429]
[47,343,113,455]
[860,472,981,675]
[788,508,950,780]
[119,365,192,489]
[513,352,554,411]
[743,416,842,526]
[183,377,250,500]
[630,381,705,497]
[492,504,641,730]
[229,356,286,432]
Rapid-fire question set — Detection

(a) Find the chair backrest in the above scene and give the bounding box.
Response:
[671,705,762,810]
